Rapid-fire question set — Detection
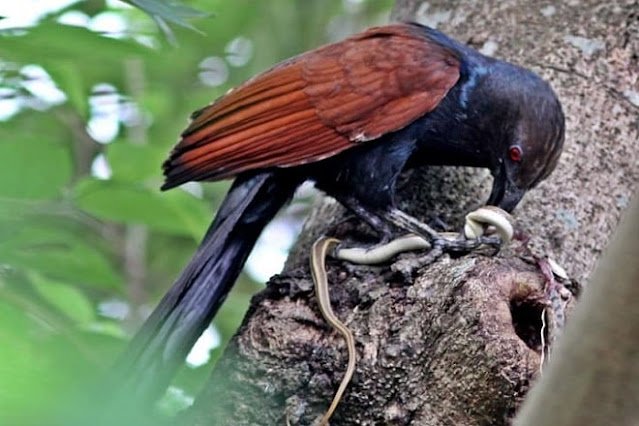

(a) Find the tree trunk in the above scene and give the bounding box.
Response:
[514,194,639,426]
[185,0,638,424]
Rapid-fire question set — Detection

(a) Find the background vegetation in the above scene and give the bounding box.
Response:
[0,0,392,423]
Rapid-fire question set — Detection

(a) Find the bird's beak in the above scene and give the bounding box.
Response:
[487,169,526,213]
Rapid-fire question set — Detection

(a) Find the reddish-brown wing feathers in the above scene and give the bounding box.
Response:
[162,24,460,189]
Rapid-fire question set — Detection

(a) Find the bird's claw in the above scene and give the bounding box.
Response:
[432,234,501,254]
[335,206,511,278]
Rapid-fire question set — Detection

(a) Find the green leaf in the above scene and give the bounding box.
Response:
[84,320,127,339]
[74,178,210,239]
[29,273,95,325]
[0,225,121,288]
[123,0,210,31]
[0,301,42,420]
[0,198,38,222]
[0,21,148,64]
[46,62,89,119]
[0,138,72,200]
[0,296,108,424]
[0,22,152,109]
[106,141,166,183]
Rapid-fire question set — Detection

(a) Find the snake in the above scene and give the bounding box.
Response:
[303,206,513,425]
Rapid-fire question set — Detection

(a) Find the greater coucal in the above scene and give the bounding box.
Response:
[116,22,565,403]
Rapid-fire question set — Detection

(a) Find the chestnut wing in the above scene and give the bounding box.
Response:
[162,24,460,189]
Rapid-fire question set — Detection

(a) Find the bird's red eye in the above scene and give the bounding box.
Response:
[509,146,523,162]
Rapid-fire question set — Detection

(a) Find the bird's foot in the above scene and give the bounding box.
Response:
[378,207,512,277]
[433,233,502,255]
[383,208,505,254]
[331,206,512,276]
[390,233,500,279]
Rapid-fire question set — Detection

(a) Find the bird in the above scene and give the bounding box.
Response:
[115,22,565,404]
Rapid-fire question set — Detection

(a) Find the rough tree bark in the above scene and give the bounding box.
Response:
[184,1,638,425]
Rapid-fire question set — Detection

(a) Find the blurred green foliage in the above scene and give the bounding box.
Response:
[0,0,392,423]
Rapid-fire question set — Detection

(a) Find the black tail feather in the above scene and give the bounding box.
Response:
[112,171,300,406]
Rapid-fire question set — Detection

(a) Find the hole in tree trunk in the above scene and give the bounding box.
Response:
[510,298,545,352]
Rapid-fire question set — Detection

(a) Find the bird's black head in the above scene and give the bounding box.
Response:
[470,62,565,212]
